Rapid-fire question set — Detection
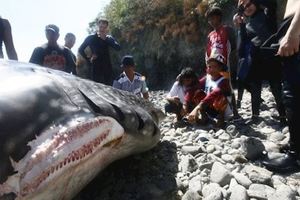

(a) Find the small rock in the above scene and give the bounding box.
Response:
[247,183,275,199]
[268,184,297,200]
[243,165,273,185]
[229,184,248,200]
[202,183,223,200]
[182,190,201,200]
[232,172,252,188]
[210,162,232,186]
[181,145,203,156]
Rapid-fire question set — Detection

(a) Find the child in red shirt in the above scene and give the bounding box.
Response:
[185,53,232,127]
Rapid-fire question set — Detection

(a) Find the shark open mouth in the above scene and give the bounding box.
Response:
[0,61,164,200]
[1,116,124,197]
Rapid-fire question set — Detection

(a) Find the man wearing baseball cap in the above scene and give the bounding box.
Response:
[29,24,76,74]
[113,55,149,99]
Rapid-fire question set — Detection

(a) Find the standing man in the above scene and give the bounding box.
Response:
[64,32,76,62]
[262,0,300,172]
[29,24,76,74]
[0,17,18,60]
[78,19,121,85]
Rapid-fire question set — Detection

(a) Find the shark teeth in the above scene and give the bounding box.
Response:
[3,116,124,198]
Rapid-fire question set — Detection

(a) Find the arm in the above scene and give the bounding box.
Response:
[227,26,237,52]
[65,48,77,75]
[29,47,44,65]
[234,14,250,58]
[141,80,149,99]
[166,81,183,104]
[186,102,203,123]
[142,91,149,99]
[238,23,250,57]
[183,89,193,114]
[112,79,122,89]
[2,19,18,60]
[78,36,92,61]
[105,35,121,50]
[205,34,211,61]
[185,79,206,122]
[277,1,300,57]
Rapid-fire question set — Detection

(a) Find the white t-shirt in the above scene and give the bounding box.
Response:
[167,81,186,103]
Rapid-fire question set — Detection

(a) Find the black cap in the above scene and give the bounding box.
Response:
[45,24,59,34]
[121,55,135,67]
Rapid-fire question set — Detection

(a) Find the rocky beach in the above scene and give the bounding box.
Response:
[74,86,300,200]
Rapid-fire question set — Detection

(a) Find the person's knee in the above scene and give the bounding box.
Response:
[164,103,173,113]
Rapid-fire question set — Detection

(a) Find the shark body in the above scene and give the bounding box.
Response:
[0,60,164,200]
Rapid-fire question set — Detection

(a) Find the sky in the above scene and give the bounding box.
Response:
[0,0,111,62]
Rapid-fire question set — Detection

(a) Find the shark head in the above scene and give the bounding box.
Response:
[0,60,164,200]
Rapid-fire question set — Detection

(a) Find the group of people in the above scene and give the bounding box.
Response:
[0,17,149,99]
[166,54,233,129]
[1,0,300,173]
[165,0,300,173]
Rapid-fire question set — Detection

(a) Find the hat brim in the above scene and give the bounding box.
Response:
[46,28,58,34]
[121,64,134,68]
[207,58,223,64]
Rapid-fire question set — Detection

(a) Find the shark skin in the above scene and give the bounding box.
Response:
[0,60,164,200]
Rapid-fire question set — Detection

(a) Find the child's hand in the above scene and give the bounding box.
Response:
[187,105,201,123]
[173,96,181,104]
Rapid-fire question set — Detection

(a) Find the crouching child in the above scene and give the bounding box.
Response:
[165,68,199,122]
[185,53,233,128]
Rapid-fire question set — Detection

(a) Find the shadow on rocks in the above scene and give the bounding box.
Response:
[73,141,179,200]
[232,117,267,139]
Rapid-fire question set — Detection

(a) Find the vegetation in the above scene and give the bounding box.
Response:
[89,0,283,89]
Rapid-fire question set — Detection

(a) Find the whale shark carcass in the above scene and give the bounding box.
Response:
[0,60,164,200]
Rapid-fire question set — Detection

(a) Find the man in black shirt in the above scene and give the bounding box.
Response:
[78,19,121,85]
[29,24,76,74]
